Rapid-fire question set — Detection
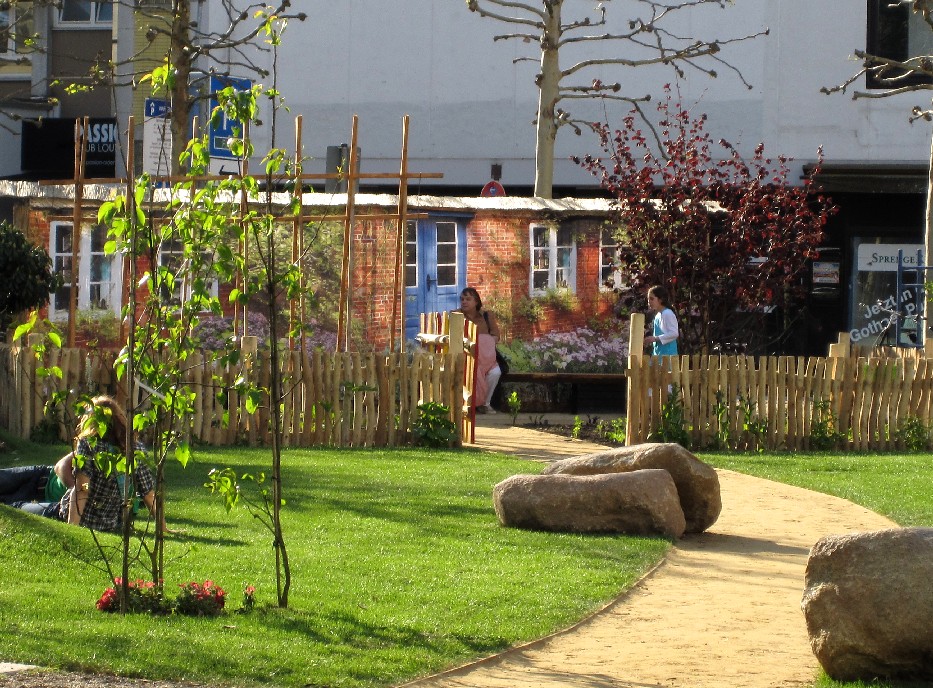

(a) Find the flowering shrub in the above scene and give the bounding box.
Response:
[498,327,630,374]
[301,320,338,353]
[96,579,232,616]
[96,578,168,614]
[193,314,339,353]
[192,312,271,351]
[174,580,226,617]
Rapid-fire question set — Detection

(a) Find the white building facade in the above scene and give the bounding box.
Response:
[2,0,932,352]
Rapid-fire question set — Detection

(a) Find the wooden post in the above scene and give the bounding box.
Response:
[120,117,135,344]
[337,116,360,352]
[68,117,88,347]
[241,335,259,444]
[25,332,44,435]
[448,311,467,445]
[626,312,645,446]
[829,331,851,358]
[391,116,410,352]
[235,120,251,339]
[123,116,138,469]
[290,115,304,351]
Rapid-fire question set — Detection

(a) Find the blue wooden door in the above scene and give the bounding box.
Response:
[405,217,467,341]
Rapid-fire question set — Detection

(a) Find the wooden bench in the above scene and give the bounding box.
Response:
[499,372,627,414]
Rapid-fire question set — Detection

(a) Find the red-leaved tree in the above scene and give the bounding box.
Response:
[575,87,835,354]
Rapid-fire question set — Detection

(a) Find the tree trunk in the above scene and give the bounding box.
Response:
[924,130,933,348]
[533,4,562,199]
[169,1,192,174]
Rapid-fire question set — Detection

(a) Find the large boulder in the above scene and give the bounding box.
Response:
[801,527,933,682]
[541,443,721,533]
[493,470,686,539]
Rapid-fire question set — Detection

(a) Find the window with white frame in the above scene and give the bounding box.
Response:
[56,0,112,26]
[0,7,14,54]
[530,224,576,295]
[404,220,418,287]
[49,222,122,319]
[0,4,34,55]
[157,238,219,307]
[435,221,457,287]
[600,226,622,290]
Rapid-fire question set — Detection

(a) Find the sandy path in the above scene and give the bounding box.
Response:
[400,420,898,688]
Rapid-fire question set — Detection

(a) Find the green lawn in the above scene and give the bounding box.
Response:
[0,435,669,687]
[4,436,932,688]
[700,451,933,527]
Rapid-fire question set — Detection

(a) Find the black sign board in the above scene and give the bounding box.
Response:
[21,118,118,179]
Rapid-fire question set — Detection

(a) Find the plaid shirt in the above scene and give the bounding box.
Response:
[59,438,155,532]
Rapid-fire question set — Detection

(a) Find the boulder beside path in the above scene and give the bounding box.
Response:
[493,470,686,539]
[542,443,721,533]
[801,527,933,682]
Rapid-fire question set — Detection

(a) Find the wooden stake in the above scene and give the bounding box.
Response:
[290,115,304,351]
[391,116,411,352]
[238,120,251,338]
[68,117,88,347]
[120,117,135,343]
[337,115,359,352]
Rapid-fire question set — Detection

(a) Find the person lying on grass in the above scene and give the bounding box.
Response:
[0,395,169,533]
[0,452,75,512]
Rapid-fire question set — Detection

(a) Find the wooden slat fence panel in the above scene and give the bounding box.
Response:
[0,344,464,448]
[625,349,933,451]
[417,311,474,445]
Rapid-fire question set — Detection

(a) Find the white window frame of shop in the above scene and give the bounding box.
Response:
[55,0,113,27]
[599,226,623,291]
[157,238,219,307]
[48,221,122,320]
[0,3,36,56]
[404,219,418,288]
[529,223,576,296]
[0,7,12,54]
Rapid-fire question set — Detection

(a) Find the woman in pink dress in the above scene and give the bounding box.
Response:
[457,287,502,414]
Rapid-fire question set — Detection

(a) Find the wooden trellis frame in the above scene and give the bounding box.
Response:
[39,113,442,353]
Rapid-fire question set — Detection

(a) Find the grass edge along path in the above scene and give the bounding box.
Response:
[0,439,670,688]
[701,450,933,688]
[700,451,933,528]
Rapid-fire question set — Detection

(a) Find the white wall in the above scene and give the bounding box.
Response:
[762,2,931,172]
[203,0,933,192]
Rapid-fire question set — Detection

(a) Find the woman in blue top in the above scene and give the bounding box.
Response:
[645,285,679,356]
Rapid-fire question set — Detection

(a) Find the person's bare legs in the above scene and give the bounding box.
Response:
[484,366,502,411]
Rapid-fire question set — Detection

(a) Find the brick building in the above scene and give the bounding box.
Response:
[0,183,621,349]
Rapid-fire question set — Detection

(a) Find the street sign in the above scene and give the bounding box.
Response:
[143,97,172,180]
[208,75,251,160]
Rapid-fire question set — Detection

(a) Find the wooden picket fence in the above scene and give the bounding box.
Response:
[626,315,933,451]
[0,343,465,448]
[416,311,476,444]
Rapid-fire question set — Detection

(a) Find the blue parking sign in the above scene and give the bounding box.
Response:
[208,75,251,159]
[145,97,169,119]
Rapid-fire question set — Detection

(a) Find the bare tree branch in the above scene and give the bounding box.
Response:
[467,0,547,25]
[470,0,765,197]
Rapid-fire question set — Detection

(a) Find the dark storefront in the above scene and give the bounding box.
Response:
[803,164,927,355]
